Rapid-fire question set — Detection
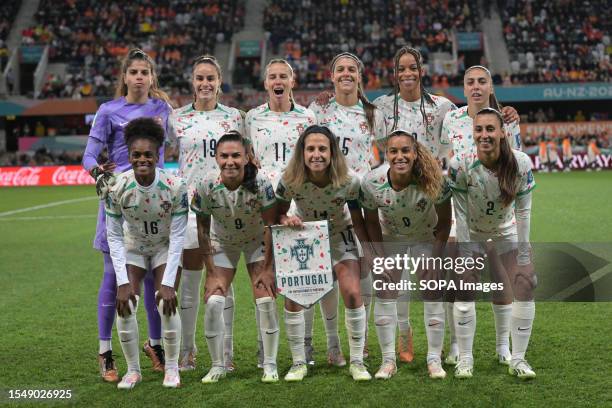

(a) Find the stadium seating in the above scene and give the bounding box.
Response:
[501,0,611,83]
[26,0,245,98]
[263,0,481,89]
[0,2,21,70]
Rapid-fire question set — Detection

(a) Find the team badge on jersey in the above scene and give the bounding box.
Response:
[220,121,231,133]
[296,123,305,135]
[331,197,345,207]
[161,201,172,213]
[359,121,368,134]
[291,239,315,270]
[416,198,428,212]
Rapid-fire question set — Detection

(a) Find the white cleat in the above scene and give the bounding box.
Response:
[163,368,181,388]
[179,350,196,372]
[327,346,347,367]
[428,358,447,379]
[374,360,397,380]
[284,363,307,382]
[261,364,279,383]
[444,344,459,366]
[349,363,372,381]
[454,359,474,379]
[497,350,512,366]
[509,359,536,380]
[201,366,226,384]
[117,372,142,390]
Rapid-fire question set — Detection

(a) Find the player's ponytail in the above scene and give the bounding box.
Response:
[330,52,377,132]
[475,108,518,206]
[216,131,259,194]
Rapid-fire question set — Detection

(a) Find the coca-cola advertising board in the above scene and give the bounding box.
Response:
[0,166,95,187]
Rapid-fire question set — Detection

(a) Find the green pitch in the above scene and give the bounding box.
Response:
[1,172,611,407]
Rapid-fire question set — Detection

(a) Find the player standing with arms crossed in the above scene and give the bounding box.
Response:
[83,49,172,382]
[441,65,521,366]
[191,132,279,383]
[105,118,187,389]
[449,108,536,379]
[170,55,244,372]
[360,129,452,379]
[245,59,316,365]
[277,125,371,382]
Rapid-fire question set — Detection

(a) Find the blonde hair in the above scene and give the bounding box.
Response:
[114,48,170,103]
[192,54,223,102]
[264,58,295,103]
[282,125,350,189]
[386,130,443,200]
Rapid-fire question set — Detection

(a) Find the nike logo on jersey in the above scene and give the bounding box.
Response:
[119,121,129,127]
[123,205,137,210]
[458,320,473,326]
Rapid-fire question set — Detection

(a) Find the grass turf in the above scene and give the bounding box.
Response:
[0,172,611,407]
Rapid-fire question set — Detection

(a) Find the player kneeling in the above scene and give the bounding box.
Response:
[105,118,188,389]
[191,132,279,384]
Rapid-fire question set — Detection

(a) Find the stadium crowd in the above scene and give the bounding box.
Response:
[501,0,611,84]
[264,0,480,90]
[23,0,245,99]
[0,2,22,70]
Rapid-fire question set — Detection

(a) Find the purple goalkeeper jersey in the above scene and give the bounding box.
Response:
[82,96,171,252]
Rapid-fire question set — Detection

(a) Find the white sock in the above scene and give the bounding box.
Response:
[303,304,315,340]
[360,274,373,337]
[511,301,535,362]
[223,284,235,362]
[345,305,366,364]
[256,297,279,367]
[99,339,112,354]
[396,291,411,334]
[374,299,397,362]
[320,282,340,349]
[424,301,445,363]
[157,294,182,370]
[445,301,457,349]
[492,303,512,355]
[453,301,476,363]
[284,309,306,364]
[179,268,202,355]
[116,295,140,373]
[204,294,225,367]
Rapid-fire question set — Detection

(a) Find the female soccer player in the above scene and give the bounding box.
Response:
[562,135,573,171]
[191,132,279,384]
[170,55,244,372]
[449,108,536,379]
[586,137,601,171]
[82,48,172,382]
[360,130,452,379]
[245,58,316,365]
[307,52,387,365]
[441,65,521,365]
[276,125,370,382]
[105,118,188,389]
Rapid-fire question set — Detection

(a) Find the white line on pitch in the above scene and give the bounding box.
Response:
[0,196,97,217]
[0,214,96,221]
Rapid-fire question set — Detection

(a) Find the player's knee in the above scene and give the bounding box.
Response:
[454,301,475,315]
[163,329,177,340]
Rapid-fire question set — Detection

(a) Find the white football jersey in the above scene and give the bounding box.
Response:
[191,171,276,247]
[275,175,360,236]
[442,106,522,162]
[374,93,456,160]
[169,103,244,198]
[309,99,387,177]
[449,150,535,239]
[360,164,451,241]
[245,103,316,188]
[105,168,188,254]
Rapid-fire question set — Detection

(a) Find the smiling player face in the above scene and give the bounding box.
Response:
[386,134,417,177]
[331,57,360,96]
[474,113,504,156]
[192,62,220,106]
[396,53,422,96]
[216,141,247,186]
[304,133,332,176]
[129,138,159,184]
